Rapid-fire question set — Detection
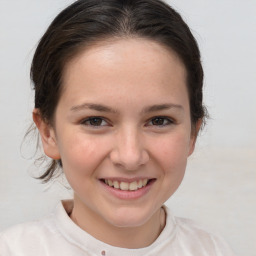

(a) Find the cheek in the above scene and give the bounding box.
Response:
[58,133,110,176]
[155,133,190,163]
[147,133,190,203]
[151,132,191,173]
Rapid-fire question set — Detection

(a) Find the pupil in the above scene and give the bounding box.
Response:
[153,118,164,125]
[90,118,102,126]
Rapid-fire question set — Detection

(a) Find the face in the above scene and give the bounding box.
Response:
[37,38,197,232]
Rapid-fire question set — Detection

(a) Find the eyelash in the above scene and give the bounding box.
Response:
[80,116,174,128]
[146,116,174,127]
[80,117,109,127]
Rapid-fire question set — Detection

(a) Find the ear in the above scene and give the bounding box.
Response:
[188,119,202,156]
[33,109,60,160]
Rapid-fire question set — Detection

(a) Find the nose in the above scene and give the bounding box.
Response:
[109,126,149,171]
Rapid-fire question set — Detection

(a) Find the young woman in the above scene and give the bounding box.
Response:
[0,0,235,255]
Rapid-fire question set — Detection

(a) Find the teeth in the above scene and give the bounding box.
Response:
[129,181,138,191]
[120,182,129,190]
[142,179,148,186]
[104,179,149,191]
[113,181,119,189]
[138,180,143,188]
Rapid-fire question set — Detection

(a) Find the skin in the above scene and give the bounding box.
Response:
[34,38,200,248]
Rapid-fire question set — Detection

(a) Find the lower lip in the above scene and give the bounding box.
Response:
[100,180,155,200]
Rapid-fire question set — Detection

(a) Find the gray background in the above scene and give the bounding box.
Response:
[0,1,255,255]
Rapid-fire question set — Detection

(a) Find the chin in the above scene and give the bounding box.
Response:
[105,207,155,228]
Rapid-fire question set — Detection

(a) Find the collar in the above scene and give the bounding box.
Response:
[54,200,177,256]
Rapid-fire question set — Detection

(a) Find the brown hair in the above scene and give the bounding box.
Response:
[31,0,206,182]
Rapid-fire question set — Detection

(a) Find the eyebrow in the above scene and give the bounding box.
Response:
[70,103,183,114]
[70,103,117,113]
[142,103,183,113]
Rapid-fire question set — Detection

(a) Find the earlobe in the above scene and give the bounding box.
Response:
[32,109,60,160]
[188,119,202,156]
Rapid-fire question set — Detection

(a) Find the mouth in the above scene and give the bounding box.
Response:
[100,178,155,191]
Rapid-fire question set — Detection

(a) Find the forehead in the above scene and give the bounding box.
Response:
[63,38,186,77]
[60,38,188,107]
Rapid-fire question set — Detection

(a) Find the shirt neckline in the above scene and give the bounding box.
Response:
[54,200,177,256]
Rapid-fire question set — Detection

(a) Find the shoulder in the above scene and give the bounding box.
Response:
[174,216,218,238]
[0,201,78,256]
[0,213,57,255]
[1,214,55,235]
[164,207,236,255]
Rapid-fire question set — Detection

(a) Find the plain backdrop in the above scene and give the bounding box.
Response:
[0,1,255,255]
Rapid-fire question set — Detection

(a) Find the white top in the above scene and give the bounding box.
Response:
[0,200,235,256]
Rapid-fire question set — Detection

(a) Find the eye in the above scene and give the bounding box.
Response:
[81,117,108,127]
[147,116,173,127]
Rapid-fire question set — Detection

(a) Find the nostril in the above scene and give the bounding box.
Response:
[109,149,149,171]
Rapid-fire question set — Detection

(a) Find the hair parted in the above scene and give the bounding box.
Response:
[30,0,207,183]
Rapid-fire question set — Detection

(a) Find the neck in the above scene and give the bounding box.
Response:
[69,197,166,248]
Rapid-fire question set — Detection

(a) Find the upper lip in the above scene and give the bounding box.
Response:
[99,177,155,182]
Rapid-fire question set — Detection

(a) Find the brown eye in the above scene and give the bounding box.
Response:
[89,118,103,126]
[81,117,108,126]
[152,117,165,125]
[149,117,173,126]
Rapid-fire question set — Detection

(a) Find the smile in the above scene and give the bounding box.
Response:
[103,179,150,191]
